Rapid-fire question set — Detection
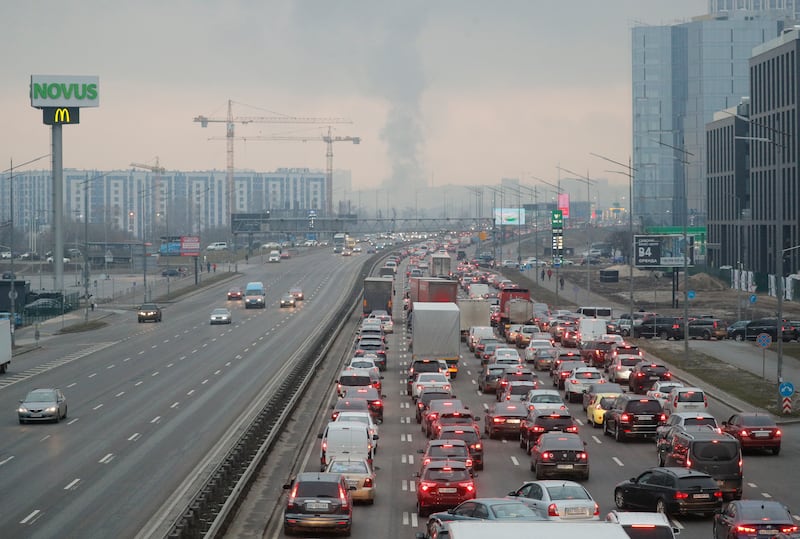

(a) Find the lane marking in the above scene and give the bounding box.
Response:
[591,435,602,445]
[135,381,143,387]
[67,382,77,388]
[401,454,407,464]
[20,509,41,525]
[128,433,141,442]
[402,512,409,525]
[40,435,51,442]
[150,416,161,424]
[170,402,179,409]
[67,418,79,425]
[115,392,125,397]
[671,519,684,530]
[511,456,519,466]
[409,480,415,491]
[747,482,758,488]
[187,389,195,396]
[151,371,159,377]
[409,454,415,465]
[0,456,15,466]
[411,513,418,527]
[612,457,624,467]
[202,379,209,385]
[107,364,115,369]
[98,453,114,464]
[88,373,97,378]
[762,492,772,498]
[93,404,103,411]
[64,478,80,490]
[167,363,174,368]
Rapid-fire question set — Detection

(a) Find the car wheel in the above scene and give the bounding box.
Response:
[519,434,526,449]
[656,498,667,514]
[525,438,532,455]
[615,423,624,442]
[283,523,294,536]
[772,446,781,455]
[19,418,25,424]
[659,330,669,340]
[657,451,665,467]
[614,489,627,509]
[703,331,712,340]
[62,406,67,419]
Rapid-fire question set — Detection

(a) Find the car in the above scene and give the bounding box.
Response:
[499,381,538,402]
[580,340,617,368]
[646,381,685,408]
[613,467,723,516]
[520,410,578,454]
[603,394,666,442]
[46,256,71,263]
[605,511,681,539]
[324,457,376,505]
[423,498,544,537]
[515,325,541,348]
[506,324,524,344]
[337,367,377,397]
[1,271,16,280]
[563,367,605,403]
[280,251,291,259]
[726,319,751,340]
[416,460,476,517]
[582,381,624,411]
[137,303,162,323]
[334,411,380,452]
[436,425,484,471]
[586,393,620,428]
[17,388,68,423]
[655,411,720,447]
[713,499,798,539]
[416,389,453,424]
[282,472,353,536]
[161,268,180,277]
[629,362,672,394]
[279,294,296,308]
[209,307,232,325]
[687,318,728,340]
[341,386,384,423]
[289,287,304,301]
[495,366,537,400]
[507,480,599,520]
[662,386,707,416]
[413,373,452,400]
[526,347,558,371]
[347,357,380,379]
[634,316,680,339]
[429,407,481,440]
[24,298,66,314]
[721,412,782,454]
[553,360,585,390]
[408,359,450,393]
[607,355,643,384]
[529,432,589,480]
[522,389,567,413]
[226,287,243,300]
[561,329,581,348]
[490,347,521,367]
[330,398,371,421]
[477,364,507,394]
[370,312,394,334]
[484,401,528,439]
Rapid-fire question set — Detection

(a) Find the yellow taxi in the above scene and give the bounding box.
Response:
[586,392,622,428]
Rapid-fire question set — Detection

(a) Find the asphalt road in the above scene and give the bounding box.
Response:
[0,250,364,538]
[263,259,800,539]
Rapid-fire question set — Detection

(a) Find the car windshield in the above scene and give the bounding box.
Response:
[26,389,55,401]
[337,415,369,426]
[423,468,470,481]
[140,304,158,310]
[442,430,479,443]
[691,441,738,461]
[545,484,590,500]
[677,391,705,402]
[328,461,369,474]
[211,309,228,315]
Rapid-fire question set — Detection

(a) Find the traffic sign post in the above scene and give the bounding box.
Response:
[756,333,772,379]
[782,397,793,414]
[779,381,795,398]
[687,290,696,300]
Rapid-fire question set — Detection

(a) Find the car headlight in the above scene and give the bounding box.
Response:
[45,406,57,413]
[18,406,28,413]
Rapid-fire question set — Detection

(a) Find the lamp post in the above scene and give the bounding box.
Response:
[486,186,502,265]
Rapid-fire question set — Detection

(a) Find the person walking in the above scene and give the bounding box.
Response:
[547,268,553,281]
[540,268,545,281]
[559,276,565,290]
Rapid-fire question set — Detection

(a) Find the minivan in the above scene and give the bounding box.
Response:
[318,421,377,470]
[243,281,266,309]
[206,242,228,251]
[662,386,707,416]
[657,429,742,500]
[576,306,613,319]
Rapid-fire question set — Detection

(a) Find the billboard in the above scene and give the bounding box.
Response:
[30,75,99,108]
[634,235,695,267]
[558,193,570,218]
[493,208,526,226]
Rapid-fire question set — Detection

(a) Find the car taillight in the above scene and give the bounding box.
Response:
[372,400,383,407]
[287,482,299,506]
[620,413,630,422]
[776,429,782,437]
[363,476,373,488]
[429,413,438,421]
[541,452,553,460]
[493,417,505,423]
[419,481,436,492]
[674,491,689,499]
[578,452,588,460]
[636,372,645,377]
[322,441,327,451]
[444,385,450,391]
[569,379,579,384]
[547,503,559,517]
[593,503,599,516]
[736,525,758,533]
[417,402,424,409]
[780,526,799,534]
[466,458,473,467]
[423,458,431,466]
[659,414,666,423]
[339,484,349,508]
[531,426,545,433]
[460,481,475,493]
[566,425,578,433]
[474,443,482,450]
[713,491,723,499]
[740,429,749,437]
[664,372,672,378]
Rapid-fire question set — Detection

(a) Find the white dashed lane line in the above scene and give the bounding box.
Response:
[64,478,80,490]
[66,382,77,388]
[19,509,41,525]
[67,418,79,425]
[128,433,141,442]
[591,435,603,444]
[115,391,125,397]
[93,404,103,411]
[511,456,519,466]
[150,416,161,424]
[612,457,625,467]
[0,456,15,466]
[98,454,114,464]
[88,373,97,378]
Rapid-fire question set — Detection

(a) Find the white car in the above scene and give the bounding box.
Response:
[563,367,605,403]
[524,340,555,362]
[662,386,708,416]
[646,380,685,407]
[522,389,567,413]
[348,357,381,379]
[46,256,70,263]
[601,334,625,345]
[492,347,522,366]
[372,313,394,334]
[209,308,232,325]
[335,411,380,452]
[412,372,451,400]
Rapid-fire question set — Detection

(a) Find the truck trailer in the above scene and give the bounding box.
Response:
[411,302,461,378]
[363,277,394,317]
[457,298,491,341]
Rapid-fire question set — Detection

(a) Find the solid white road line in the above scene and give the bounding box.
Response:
[0,456,15,466]
[98,453,114,464]
[39,435,50,442]
[128,433,141,441]
[20,510,41,525]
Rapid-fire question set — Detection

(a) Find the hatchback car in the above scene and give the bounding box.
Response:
[713,500,799,539]
[18,388,67,423]
[484,402,528,439]
[629,362,672,394]
[500,381,539,402]
[647,381,685,408]
[282,472,353,536]
[613,467,723,516]
[226,287,243,300]
[288,286,304,301]
[416,389,454,424]
[604,395,666,442]
[209,308,232,325]
[477,364,507,394]
[529,432,589,480]
[586,393,619,429]
[436,425,484,470]
[607,355,642,384]
[424,498,544,537]
[563,367,605,403]
[522,389,567,414]
[721,413,782,455]
[520,410,578,454]
[324,458,375,505]
[137,303,162,323]
[526,347,558,371]
[416,461,476,517]
[507,480,599,520]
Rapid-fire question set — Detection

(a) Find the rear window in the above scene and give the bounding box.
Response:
[742,415,776,426]
[328,461,369,474]
[531,394,563,404]
[442,430,479,443]
[691,441,739,461]
[598,397,615,410]
[621,357,640,366]
[575,371,602,380]
[683,417,717,427]
[739,504,791,520]
[507,372,535,382]
[544,484,590,500]
[510,384,534,395]
[626,400,662,414]
[621,526,675,539]
[537,415,574,429]
[677,391,705,402]
[340,376,371,386]
[676,476,718,490]
[296,481,340,498]
[423,468,470,481]
[420,393,450,406]
[487,368,505,377]
[428,445,468,458]
[642,365,668,375]
[414,362,444,373]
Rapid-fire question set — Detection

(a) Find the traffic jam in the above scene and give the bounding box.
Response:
[281,239,795,538]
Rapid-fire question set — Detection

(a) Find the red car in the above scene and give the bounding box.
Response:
[721,412,782,455]
[416,460,476,517]
[227,287,243,300]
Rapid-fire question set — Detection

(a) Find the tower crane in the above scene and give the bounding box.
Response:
[194,99,351,223]
[130,158,166,237]
[211,126,360,216]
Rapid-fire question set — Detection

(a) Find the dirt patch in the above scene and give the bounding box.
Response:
[688,272,727,290]
[57,320,109,334]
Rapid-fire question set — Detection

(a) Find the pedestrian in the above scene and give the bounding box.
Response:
[207,261,211,273]
[212,263,217,273]
[245,254,249,263]
[540,269,545,281]
[547,268,553,281]
[559,276,565,290]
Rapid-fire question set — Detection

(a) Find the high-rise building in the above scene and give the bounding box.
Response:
[632,7,792,228]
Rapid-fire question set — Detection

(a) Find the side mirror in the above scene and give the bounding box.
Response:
[380,376,385,380]
[282,479,295,489]
[630,477,637,483]
[507,490,518,497]
[381,394,386,398]
[373,434,379,440]
[317,433,323,439]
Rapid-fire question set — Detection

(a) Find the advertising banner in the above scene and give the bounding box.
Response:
[493,208,526,226]
[634,235,695,267]
[558,193,570,218]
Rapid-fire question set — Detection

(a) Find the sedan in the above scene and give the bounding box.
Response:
[647,380,685,408]
[507,480,599,520]
[423,498,544,537]
[416,461,476,517]
[614,467,723,516]
[529,432,589,480]
[18,388,67,423]
[137,303,162,323]
[713,500,799,539]
[227,287,243,300]
[289,287,304,301]
[721,412,782,455]
[209,308,232,325]
[413,373,451,400]
[279,294,296,308]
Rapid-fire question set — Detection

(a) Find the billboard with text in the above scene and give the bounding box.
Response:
[634,235,694,268]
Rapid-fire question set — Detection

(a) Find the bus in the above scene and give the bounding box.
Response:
[333,233,346,253]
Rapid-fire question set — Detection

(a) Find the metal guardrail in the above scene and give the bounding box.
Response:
[162,254,382,538]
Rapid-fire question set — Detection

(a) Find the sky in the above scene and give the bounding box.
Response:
[2,1,706,208]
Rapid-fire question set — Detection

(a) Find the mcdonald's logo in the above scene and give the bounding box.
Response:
[42,107,80,125]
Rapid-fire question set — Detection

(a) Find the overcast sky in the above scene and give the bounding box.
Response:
[3,1,705,202]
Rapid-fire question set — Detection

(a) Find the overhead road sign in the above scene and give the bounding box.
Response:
[634,235,695,268]
[30,75,99,108]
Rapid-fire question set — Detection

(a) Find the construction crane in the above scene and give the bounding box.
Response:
[194,100,351,223]
[211,126,360,216]
[130,158,166,237]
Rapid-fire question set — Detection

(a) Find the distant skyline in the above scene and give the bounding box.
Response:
[3,1,705,205]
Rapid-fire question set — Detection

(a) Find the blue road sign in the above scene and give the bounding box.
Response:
[756,332,772,349]
[750,294,757,304]
[779,382,795,398]
[687,290,696,300]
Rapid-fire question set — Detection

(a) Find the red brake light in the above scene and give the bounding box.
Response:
[780,526,799,534]
[460,481,475,493]
[547,503,559,517]
[620,413,630,422]
[541,452,553,460]
[578,452,588,460]
[338,484,349,508]
[713,491,723,498]
[493,417,505,423]
[736,525,757,533]
[674,491,689,500]
[420,481,436,492]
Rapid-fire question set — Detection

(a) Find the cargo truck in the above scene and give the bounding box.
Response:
[430,252,452,278]
[411,302,461,378]
[0,319,11,374]
[504,298,534,325]
[363,277,394,317]
[409,277,458,311]
[457,298,491,341]
[498,287,531,336]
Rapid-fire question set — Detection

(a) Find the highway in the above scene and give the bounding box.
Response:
[259,256,800,539]
[0,249,364,538]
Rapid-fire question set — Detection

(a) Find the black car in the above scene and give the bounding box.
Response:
[520,410,578,454]
[730,318,797,342]
[629,361,672,394]
[614,467,723,516]
[437,425,484,471]
[282,472,353,536]
[137,303,162,323]
[603,394,665,441]
[161,268,180,277]
[529,432,589,480]
[484,401,528,439]
[633,316,679,339]
[713,500,798,539]
[416,389,453,424]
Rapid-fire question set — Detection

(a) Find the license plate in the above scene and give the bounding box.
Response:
[557,464,574,470]
[306,501,329,511]
[754,431,769,438]
[29,413,42,418]
[439,488,457,493]
[346,480,359,488]
[693,493,710,499]
[565,507,587,515]
[637,415,653,420]
[507,419,520,424]
[649,376,659,380]
[758,530,779,535]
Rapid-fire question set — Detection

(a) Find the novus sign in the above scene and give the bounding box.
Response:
[30,75,99,108]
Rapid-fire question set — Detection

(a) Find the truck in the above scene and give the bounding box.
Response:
[504,298,534,325]
[430,252,452,278]
[333,233,346,253]
[411,302,461,378]
[0,319,11,374]
[457,298,491,341]
[498,287,531,335]
[409,277,458,312]
[363,277,394,317]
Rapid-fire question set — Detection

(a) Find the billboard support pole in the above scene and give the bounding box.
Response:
[52,124,64,295]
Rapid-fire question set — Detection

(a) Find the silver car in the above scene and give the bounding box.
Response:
[209,308,232,325]
[606,354,641,383]
[507,480,599,520]
[18,388,67,423]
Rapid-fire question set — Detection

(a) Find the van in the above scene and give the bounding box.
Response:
[318,421,377,470]
[657,429,742,500]
[578,318,608,345]
[416,521,631,539]
[243,281,266,309]
[268,250,281,262]
[206,242,228,251]
[468,326,495,352]
[336,367,377,397]
[577,306,613,319]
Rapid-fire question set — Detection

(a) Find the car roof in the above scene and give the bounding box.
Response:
[606,511,672,527]
[657,467,713,478]
[296,472,345,483]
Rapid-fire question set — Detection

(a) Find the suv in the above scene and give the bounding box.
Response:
[603,394,665,442]
[633,316,679,339]
[687,318,728,340]
[520,409,578,454]
[529,432,589,480]
[580,340,616,368]
[495,367,536,400]
[137,303,162,323]
[282,472,353,536]
[656,429,743,500]
[629,362,672,394]
[736,318,797,342]
[436,425,484,470]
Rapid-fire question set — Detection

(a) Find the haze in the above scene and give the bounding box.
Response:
[3,1,704,202]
